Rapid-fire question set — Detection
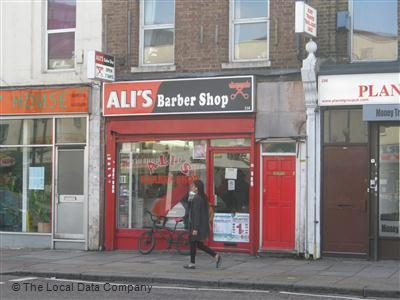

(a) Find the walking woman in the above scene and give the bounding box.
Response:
[184,179,222,269]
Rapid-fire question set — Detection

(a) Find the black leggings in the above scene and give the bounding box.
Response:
[190,240,216,264]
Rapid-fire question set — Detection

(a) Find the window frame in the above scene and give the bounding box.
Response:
[349,0,398,63]
[139,0,175,67]
[229,0,270,63]
[45,0,76,71]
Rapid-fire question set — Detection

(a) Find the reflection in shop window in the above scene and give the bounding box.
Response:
[351,0,398,61]
[117,140,206,229]
[56,117,86,143]
[379,126,400,238]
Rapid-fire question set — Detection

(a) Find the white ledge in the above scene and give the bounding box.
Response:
[131,65,176,73]
[221,61,271,69]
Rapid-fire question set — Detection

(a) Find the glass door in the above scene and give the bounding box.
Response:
[209,150,251,249]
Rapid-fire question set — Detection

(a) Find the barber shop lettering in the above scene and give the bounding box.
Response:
[106,91,230,109]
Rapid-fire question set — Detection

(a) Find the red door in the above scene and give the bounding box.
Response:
[262,156,295,250]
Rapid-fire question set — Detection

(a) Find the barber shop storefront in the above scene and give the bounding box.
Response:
[103,76,258,253]
[0,86,90,249]
[319,73,400,259]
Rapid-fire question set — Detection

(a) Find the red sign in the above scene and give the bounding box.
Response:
[0,87,89,115]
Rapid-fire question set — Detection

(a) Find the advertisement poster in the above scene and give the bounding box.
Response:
[28,167,45,190]
[213,213,249,243]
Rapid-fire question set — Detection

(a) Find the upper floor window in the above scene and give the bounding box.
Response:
[230,0,269,62]
[351,0,398,62]
[47,0,76,70]
[140,0,175,66]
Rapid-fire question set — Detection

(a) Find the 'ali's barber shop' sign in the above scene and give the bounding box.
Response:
[103,76,254,116]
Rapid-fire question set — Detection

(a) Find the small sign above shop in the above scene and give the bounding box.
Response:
[318,73,400,106]
[87,50,115,82]
[363,104,400,121]
[102,76,254,116]
[0,87,89,115]
[295,1,317,37]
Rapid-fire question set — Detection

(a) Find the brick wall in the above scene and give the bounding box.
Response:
[103,0,399,76]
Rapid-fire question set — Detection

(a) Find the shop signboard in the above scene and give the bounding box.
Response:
[213,213,249,243]
[87,50,115,82]
[318,73,400,106]
[102,76,254,116]
[295,2,317,37]
[0,87,89,115]
[363,104,400,121]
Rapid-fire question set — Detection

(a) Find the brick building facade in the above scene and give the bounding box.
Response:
[100,0,399,259]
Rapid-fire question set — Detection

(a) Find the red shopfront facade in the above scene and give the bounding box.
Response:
[103,76,259,253]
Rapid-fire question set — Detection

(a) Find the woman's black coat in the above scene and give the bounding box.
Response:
[188,194,210,241]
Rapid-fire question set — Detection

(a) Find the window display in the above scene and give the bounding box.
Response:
[117,140,207,229]
[379,126,400,238]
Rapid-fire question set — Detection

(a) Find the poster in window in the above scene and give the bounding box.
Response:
[193,142,206,160]
[29,167,45,190]
[213,213,249,243]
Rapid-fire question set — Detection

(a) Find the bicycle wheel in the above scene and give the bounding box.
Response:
[176,231,190,255]
[138,231,156,254]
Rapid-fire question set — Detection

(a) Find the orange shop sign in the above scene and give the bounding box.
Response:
[0,87,89,115]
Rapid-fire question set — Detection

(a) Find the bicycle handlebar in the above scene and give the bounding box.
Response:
[145,209,184,229]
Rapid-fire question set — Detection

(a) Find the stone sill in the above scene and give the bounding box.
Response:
[221,61,271,69]
[131,65,176,73]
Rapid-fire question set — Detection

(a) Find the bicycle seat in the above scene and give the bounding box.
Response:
[173,217,184,223]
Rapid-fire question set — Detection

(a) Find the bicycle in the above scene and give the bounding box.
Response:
[138,210,190,255]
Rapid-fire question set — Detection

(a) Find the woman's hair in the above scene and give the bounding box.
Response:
[192,179,208,201]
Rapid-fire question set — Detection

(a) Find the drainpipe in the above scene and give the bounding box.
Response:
[301,39,321,259]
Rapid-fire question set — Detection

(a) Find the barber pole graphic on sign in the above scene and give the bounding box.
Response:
[102,76,254,116]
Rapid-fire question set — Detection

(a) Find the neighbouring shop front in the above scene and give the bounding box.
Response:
[0,86,91,249]
[103,76,258,253]
[318,72,400,259]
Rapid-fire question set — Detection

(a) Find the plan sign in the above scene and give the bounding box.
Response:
[319,73,400,106]
[102,76,254,116]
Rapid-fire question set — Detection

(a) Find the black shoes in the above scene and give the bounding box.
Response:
[216,254,222,268]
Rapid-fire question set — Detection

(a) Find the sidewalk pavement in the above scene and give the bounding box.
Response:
[1,248,399,298]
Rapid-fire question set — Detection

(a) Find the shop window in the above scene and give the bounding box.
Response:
[47,0,76,70]
[323,109,368,144]
[56,117,86,144]
[230,0,269,62]
[140,0,175,65]
[350,0,398,61]
[211,138,250,147]
[0,119,52,145]
[262,143,296,153]
[0,147,52,233]
[116,140,207,229]
[379,126,399,238]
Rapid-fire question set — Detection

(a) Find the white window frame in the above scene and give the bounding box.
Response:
[139,0,175,67]
[46,0,76,71]
[349,0,398,63]
[229,0,270,63]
